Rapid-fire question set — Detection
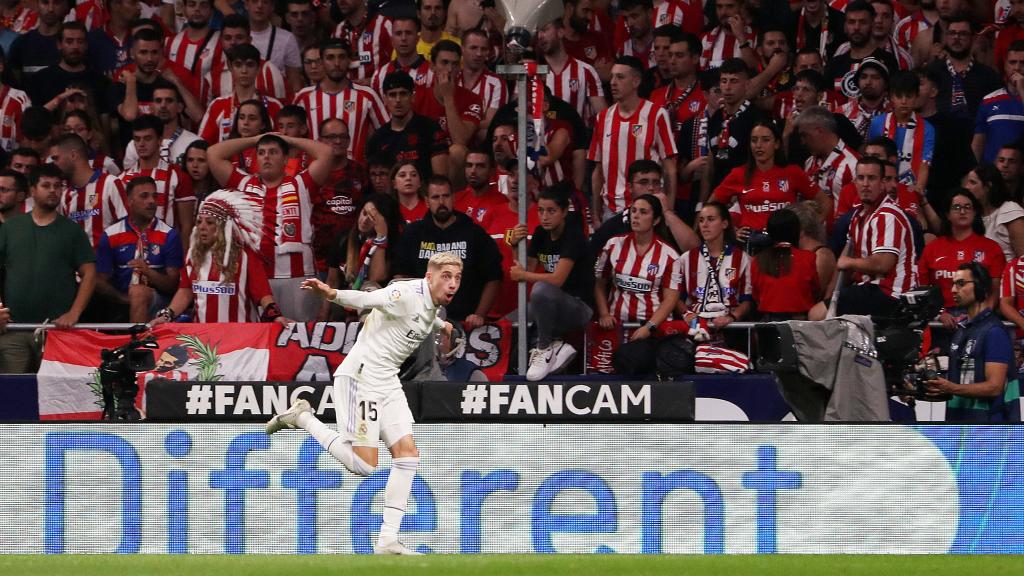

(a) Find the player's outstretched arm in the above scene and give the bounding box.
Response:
[301,278,396,312]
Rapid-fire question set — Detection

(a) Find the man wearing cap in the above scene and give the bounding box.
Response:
[825,0,900,99]
[367,72,450,180]
[838,56,891,140]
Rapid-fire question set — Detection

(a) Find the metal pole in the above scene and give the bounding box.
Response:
[496,64,548,376]
[516,72,529,376]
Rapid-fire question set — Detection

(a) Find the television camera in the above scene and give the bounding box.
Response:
[756,285,946,402]
[98,324,159,420]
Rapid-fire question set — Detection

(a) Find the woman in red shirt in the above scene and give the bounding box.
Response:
[390,161,427,224]
[919,189,1006,330]
[712,120,826,244]
[750,208,821,321]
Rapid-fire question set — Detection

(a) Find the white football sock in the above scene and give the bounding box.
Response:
[296,411,376,476]
[378,456,419,544]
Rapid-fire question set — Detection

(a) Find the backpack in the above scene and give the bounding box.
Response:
[656,335,696,378]
[611,338,658,375]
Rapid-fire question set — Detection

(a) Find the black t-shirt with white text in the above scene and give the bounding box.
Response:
[394,211,503,320]
[528,222,593,303]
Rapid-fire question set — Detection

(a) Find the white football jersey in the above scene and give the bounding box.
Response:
[333,279,444,385]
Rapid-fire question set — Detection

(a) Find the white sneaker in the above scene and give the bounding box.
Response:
[374,540,422,555]
[265,398,311,435]
[527,344,557,381]
[549,341,577,375]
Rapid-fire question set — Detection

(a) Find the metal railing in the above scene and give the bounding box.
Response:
[6,319,990,377]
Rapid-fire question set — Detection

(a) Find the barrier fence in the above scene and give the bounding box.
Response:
[8,318,982,375]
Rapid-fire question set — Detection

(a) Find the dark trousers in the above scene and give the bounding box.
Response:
[836,284,899,317]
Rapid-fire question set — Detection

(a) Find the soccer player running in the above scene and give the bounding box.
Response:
[266,252,461,555]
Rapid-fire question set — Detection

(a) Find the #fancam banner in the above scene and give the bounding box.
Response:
[0,424,1020,554]
[36,322,513,420]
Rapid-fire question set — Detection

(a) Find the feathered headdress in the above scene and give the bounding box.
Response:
[191,189,264,269]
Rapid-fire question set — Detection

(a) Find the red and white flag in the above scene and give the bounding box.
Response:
[694,344,751,374]
[37,324,270,420]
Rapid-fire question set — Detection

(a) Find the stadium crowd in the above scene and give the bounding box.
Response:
[0,0,1022,395]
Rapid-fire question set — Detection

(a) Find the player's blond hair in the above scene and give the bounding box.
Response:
[427,252,463,270]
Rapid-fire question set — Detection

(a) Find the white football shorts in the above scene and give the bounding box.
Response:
[333,374,414,448]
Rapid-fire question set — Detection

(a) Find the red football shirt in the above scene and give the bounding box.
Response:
[750,246,821,313]
[454,185,509,226]
[919,233,1006,309]
[399,199,428,224]
[486,205,540,318]
[713,164,819,231]
[412,83,484,139]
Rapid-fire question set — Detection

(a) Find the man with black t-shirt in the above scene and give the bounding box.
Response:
[7,0,68,85]
[366,72,449,180]
[31,22,109,114]
[825,1,899,99]
[111,29,204,149]
[704,58,768,194]
[394,175,502,328]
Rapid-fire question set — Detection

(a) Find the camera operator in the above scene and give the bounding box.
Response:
[925,263,1021,421]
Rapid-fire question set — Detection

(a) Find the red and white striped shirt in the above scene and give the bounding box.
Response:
[653,0,703,35]
[804,139,859,211]
[894,11,933,49]
[91,153,120,176]
[588,99,678,213]
[197,93,283,145]
[839,96,890,140]
[616,37,656,70]
[542,118,574,188]
[119,165,195,228]
[332,13,392,81]
[595,232,682,323]
[701,26,752,70]
[1001,255,1024,335]
[59,170,127,249]
[69,0,106,31]
[180,248,273,323]
[226,168,316,279]
[460,69,508,112]
[546,56,604,122]
[165,29,220,84]
[369,57,432,97]
[612,0,703,50]
[201,58,288,104]
[678,244,752,316]
[292,82,387,163]
[848,195,918,297]
[2,5,37,34]
[0,85,30,152]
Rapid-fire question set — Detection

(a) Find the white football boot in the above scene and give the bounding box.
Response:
[374,540,423,555]
[265,398,311,435]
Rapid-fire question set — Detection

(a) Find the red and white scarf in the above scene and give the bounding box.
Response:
[796,7,829,60]
[882,112,926,185]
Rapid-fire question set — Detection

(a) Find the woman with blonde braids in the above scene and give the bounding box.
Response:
[150,190,291,325]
